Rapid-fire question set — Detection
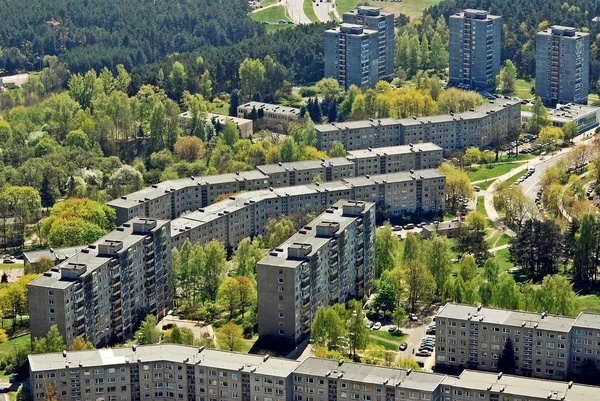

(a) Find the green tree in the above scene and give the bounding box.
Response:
[527,97,550,134]
[0,186,41,247]
[562,121,578,144]
[452,276,464,303]
[375,223,401,277]
[218,277,240,318]
[459,254,478,283]
[497,338,516,374]
[233,237,263,277]
[346,300,369,357]
[135,315,161,345]
[465,211,486,232]
[221,119,240,148]
[70,336,95,350]
[328,141,346,158]
[372,279,397,315]
[463,147,482,166]
[33,325,66,354]
[403,262,436,312]
[168,325,184,344]
[315,78,343,102]
[403,233,422,264]
[438,162,473,211]
[392,307,407,328]
[173,136,205,162]
[427,235,451,296]
[68,70,96,109]
[64,129,91,150]
[573,213,597,284]
[483,258,500,286]
[198,70,213,100]
[203,240,228,303]
[534,275,578,316]
[219,322,243,351]
[496,60,517,94]
[493,275,521,309]
[168,61,187,100]
[239,59,266,99]
[264,215,295,250]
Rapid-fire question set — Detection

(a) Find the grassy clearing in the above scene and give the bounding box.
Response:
[494,248,513,272]
[468,162,522,182]
[368,335,400,351]
[577,294,600,313]
[328,10,340,22]
[477,180,494,191]
[303,0,320,22]
[335,0,359,14]
[496,234,511,248]
[379,0,443,22]
[514,79,534,100]
[211,101,230,116]
[251,5,290,22]
[476,196,486,216]
[369,330,408,344]
[0,264,23,271]
[0,334,30,359]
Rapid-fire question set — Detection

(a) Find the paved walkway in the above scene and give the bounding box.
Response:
[156,315,217,348]
[489,244,510,253]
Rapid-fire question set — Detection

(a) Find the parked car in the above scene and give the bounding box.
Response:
[409,313,418,321]
[388,325,397,333]
[399,342,408,351]
[415,350,431,357]
[426,327,436,335]
[372,322,382,330]
[9,373,18,383]
[366,320,373,328]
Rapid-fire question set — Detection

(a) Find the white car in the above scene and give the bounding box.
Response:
[372,322,382,330]
[409,313,418,321]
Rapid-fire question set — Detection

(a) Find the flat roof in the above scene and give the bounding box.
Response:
[572,312,600,329]
[522,104,599,123]
[257,158,354,175]
[347,143,442,159]
[23,246,83,265]
[238,102,301,116]
[29,344,300,377]
[436,303,574,332]
[442,370,599,400]
[294,358,445,391]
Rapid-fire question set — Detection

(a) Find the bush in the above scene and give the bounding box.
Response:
[299,87,317,97]
[242,323,254,339]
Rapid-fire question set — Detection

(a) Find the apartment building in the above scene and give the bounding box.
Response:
[449,9,502,91]
[237,102,302,132]
[535,26,590,106]
[315,98,521,152]
[521,103,600,133]
[569,312,600,374]
[170,169,445,249]
[441,370,595,401]
[256,158,356,187]
[347,143,444,176]
[107,144,444,225]
[257,200,375,346]
[342,6,395,83]
[292,358,444,401]
[179,111,253,138]
[28,345,299,401]
[28,218,172,347]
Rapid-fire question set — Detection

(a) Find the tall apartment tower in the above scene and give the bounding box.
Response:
[324,7,394,89]
[449,9,502,91]
[257,200,376,347]
[28,218,173,347]
[535,26,590,106]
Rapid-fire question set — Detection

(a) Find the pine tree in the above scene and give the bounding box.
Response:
[40,176,56,208]
[229,90,240,117]
[328,99,338,123]
[497,338,516,374]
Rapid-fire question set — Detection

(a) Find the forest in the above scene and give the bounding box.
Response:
[426,0,600,88]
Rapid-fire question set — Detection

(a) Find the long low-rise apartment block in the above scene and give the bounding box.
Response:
[28,218,173,348]
[315,98,521,152]
[107,144,443,225]
[436,303,600,381]
[169,169,445,249]
[257,200,375,346]
[29,345,600,401]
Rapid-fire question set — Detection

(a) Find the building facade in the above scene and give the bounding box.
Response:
[325,7,394,89]
[179,112,253,138]
[535,26,590,106]
[169,169,445,250]
[449,9,502,91]
[435,303,600,381]
[107,144,444,226]
[29,346,600,401]
[28,218,173,347]
[257,200,375,346]
[521,103,599,133]
[237,102,301,132]
[315,98,521,152]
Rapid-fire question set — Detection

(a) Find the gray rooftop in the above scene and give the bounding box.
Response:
[294,358,445,390]
[238,102,301,117]
[23,246,83,265]
[29,344,299,377]
[437,303,575,332]
[442,370,600,400]
[347,143,442,159]
[572,312,600,329]
[256,158,354,175]
[522,104,599,124]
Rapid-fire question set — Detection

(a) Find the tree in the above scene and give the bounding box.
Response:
[135,315,161,345]
[68,70,96,109]
[509,219,562,280]
[392,307,407,328]
[70,336,95,351]
[465,212,486,232]
[221,119,240,148]
[463,147,481,166]
[527,97,550,134]
[236,276,256,318]
[264,216,296,250]
[328,141,346,158]
[483,258,500,286]
[168,61,187,101]
[315,78,343,102]
[538,126,564,144]
[33,325,66,354]
[233,237,263,277]
[497,338,516,374]
[174,136,205,162]
[0,186,41,247]
[493,275,521,310]
[458,254,478,283]
[496,60,517,94]
[533,275,578,316]
[15,383,31,401]
[219,322,243,351]
[403,233,422,264]
[65,129,91,150]
[239,59,265,99]
[218,278,240,318]
[573,213,597,284]
[562,121,579,144]
[372,279,397,315]
[108,165,144,199]
[203,240,228,303]
[0,328,7,344]
[311,306,345,349]
[167,325,184,344]
[346,300,369,357]
[199,70,213,100]
[229,90,240,117]
[43,379,60,401]
[438,163,473,211]
[375,224,401,277]
[403,262,436,312]
[457,229,490,266]
[427,235,451,296]
[396,358,422,370]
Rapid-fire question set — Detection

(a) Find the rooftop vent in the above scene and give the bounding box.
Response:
[497,372,503,380]
[406,369,412,376]
[263,355,270,362]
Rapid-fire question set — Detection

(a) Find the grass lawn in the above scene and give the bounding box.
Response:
[0,334,30,359]
[251,5,290,22]
[368,335,400,351]
[262,0,280,5]
[379,0,443,22]
[577,294,600,313]
[266,24,295,33]
[211,101,230,116]
[0,264,23,271]
[303,0,319,22]
[477,180,494,191]
[335,0,359,14]
[496,234,511,247]
[476,196,486,216]
[494,248,513,272]
[514,79,534,100]
[468,162,522,182]
[504,172,524,186]
[369,330,408,344]
[329,10,340,22]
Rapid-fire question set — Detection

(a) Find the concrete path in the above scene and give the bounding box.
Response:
[489,244,510,253]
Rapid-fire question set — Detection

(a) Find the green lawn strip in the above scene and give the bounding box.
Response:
[265,24,295,33]
[303,0,319,22]
[485,230,499,248]
[504,172,524,186]
[494,248,513,272]
[379,0,443,22]
[368,335,400,351]
[211,102,230,115]
[0,334,30,358]
[467,162,522,182]
[495,234,512,248]
[335,0,359,14]
[577,295,600,313]
[514,79,534,100]
[476,196,486,216]
[251,5,290,22]
[262,0,280,5]
[477,180,494,191]
[328,11,340,22]
[369,330,408,344]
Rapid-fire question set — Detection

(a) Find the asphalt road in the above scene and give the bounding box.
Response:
[518,153,567,201]
[284,0,311,24]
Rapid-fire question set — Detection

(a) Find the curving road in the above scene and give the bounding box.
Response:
[284,0,312,24]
